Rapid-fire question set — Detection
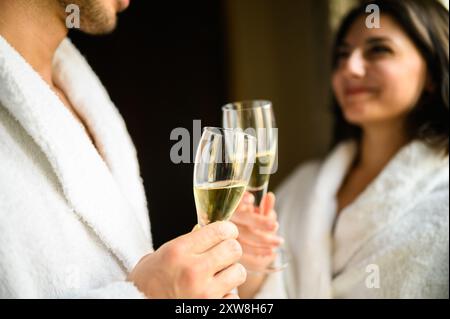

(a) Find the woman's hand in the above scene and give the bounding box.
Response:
[127,221,246,299]
[231,192,284,273]
[230,192,283,298]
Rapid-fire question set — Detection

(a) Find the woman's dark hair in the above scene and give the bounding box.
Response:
[331,0,449,154]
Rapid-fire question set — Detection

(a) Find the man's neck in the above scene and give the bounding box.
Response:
[0,0,67,85]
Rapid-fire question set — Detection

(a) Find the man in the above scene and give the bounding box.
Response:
[0,0,245,298]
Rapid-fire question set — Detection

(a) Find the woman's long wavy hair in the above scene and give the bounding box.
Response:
[331,0,449,154]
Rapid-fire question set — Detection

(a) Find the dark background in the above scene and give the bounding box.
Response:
[70,1,228,248]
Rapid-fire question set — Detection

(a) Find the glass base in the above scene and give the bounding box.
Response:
[245,246,291,274]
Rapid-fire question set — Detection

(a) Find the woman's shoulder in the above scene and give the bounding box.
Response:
[273,158,326,220]
[403,141,449,223]
[275,141,357,202]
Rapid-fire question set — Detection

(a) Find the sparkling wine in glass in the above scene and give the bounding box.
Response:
[193,127,256,227]
[222,100,277,206]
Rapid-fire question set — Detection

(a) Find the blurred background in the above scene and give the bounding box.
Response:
[69,0,449,248]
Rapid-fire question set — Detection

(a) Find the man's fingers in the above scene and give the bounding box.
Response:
[182,221,238,253]
[203,239,243,275]
[212,263,247,297]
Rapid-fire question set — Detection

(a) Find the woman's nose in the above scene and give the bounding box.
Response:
[343,50,366,78]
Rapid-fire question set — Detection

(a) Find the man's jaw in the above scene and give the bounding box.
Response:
[116,0,130,12]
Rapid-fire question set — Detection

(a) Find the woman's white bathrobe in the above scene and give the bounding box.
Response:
[256,140,449,299]
[0,35,153,298]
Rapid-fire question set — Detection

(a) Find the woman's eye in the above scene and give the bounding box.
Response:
[367,45,392,55]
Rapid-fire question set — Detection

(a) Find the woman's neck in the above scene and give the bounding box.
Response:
[335,119,410,216]
[357,120,410,173]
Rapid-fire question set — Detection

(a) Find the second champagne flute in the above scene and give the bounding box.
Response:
[223,101,289,274]
[222,100,277,207]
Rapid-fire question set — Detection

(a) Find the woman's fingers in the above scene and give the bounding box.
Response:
[223,293,240,299]
[232,205,278,231]
[232,192,282,273]
[241,192,255,205]
[241,242,275,256]
[259,192,276,216]
[240,251,277,272]
[238,224,284,247]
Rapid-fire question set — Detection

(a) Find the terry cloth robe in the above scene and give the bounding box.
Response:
[0,35,152,298]
[255,140,449,299]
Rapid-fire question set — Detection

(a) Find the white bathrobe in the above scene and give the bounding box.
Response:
[256,140,449,299]
[0,35,153,298]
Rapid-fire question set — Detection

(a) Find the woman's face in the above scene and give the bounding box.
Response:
[332,14,429,127]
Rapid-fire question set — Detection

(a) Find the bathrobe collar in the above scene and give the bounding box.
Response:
[0,35,151,271]
[332,140,448,276]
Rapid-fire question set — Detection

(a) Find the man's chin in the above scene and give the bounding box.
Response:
[80,18,118,35]
[116,0,130,13]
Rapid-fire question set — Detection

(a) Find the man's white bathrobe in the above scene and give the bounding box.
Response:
[256,140,449,299]
[0,35,152,298]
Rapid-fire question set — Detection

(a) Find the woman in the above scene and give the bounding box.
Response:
[233,0,449,298]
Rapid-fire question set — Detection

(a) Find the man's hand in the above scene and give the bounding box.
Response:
[128,221,246,299]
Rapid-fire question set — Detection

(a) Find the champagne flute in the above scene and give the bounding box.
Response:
[222,100,289,273]
[193,127,256,227]
[222,100,277,206]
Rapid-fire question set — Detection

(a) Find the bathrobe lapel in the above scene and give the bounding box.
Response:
[0,36,152,271]
[295,141,356,298]
[52,39,152,243]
